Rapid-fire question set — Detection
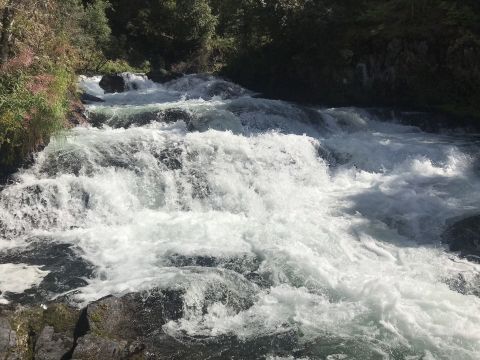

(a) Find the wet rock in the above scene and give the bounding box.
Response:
[39,152,90,176]
[442,215,480,262]
[0,304,79,360]
[99,74,126,94]
[73,292,298,360]
[164,253,272,288]
[147,329,299,360]
[297,336,412,360]
[80,93,105,104]
[203,80,247,99]
[87,108,192,129]
[70,290,184,359]
[2,290,297,360]
[316,145,351,166]
[87,111,110,127]
[69,100,88,127]
[158,108,193,125]
[0,311,19,359]
[86,290,184,340]
[146,69,182,83]
[153,147,183,170]
[167,253,261,275]
[71,334,143,360]
[35,326,73,360]
[446,272,480,297]
[123,108,192,128]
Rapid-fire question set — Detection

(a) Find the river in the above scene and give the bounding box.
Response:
[1,74,479,359]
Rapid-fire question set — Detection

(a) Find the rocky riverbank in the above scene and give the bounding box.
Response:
[0,290,301,360]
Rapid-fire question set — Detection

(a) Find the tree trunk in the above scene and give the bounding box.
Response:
[0,2,15,65]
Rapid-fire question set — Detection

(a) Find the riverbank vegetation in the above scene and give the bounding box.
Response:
[107,0,480,115]
[0,0,111,174]
[2,0,480,175]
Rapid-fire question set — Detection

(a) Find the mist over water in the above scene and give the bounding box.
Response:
[1,73,480,359]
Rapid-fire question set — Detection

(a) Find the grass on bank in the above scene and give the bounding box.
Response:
[0,54,74,171]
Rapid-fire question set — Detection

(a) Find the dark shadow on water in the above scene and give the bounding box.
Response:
[0,238,94,305]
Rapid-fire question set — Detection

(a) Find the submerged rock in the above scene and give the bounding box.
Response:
[442,215,480,262]
[164,252,272,288]
[88,107,192,128]
[146,69,182,83]
[2,286,404,360]
[85,290,184,340]
[446,272,480,297]
[80,93,105,104]
[69,289,184,359]
[99,74,126,93]
[68,290,298,359]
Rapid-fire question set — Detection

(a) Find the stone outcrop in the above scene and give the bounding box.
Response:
[442,214,480,262]
[88,108,193,129]
[99,74,126,93]
[146,69,182,84]
[0,303,79,360]
[0,285,294,360]
[80,93,105,104]
[68,100,89,127]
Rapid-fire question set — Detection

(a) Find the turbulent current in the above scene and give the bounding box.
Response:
[1,73,480,359]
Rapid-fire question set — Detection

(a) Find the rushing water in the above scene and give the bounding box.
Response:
[1,73,480,359]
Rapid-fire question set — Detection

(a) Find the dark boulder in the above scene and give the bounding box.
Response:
[70,289,184,359]
[204,80,247,99]
[99,74,126,93]
[68,290,299,359]
[446,272,480,298]
[146,69,182,84]
[80,93,105,104]
[71,334,144,360]
[87,108,193,129]
[68,100,88,126]
[442,215,480,262]
[0,303,79,360]
[2,288,296,359]
[85,290,184,340]
[35,326,74,360]
[0,314,18,359]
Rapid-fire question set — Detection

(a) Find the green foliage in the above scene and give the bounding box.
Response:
[0,0,113,170]
[2,0,480,175]
[175,0,217,43]
[206,0,480,116]
[53,0,114,72]
[0,64,72,165]
[101,59,150,74]
[108,0,217,70]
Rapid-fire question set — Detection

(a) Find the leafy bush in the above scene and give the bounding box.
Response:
[100,59,150,75]
[0,0,112,170]
[0,58,73,166]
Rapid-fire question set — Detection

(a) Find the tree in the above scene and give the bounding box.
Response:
[0,0,14,64]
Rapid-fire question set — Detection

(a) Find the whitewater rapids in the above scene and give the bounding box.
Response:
[1,73,480,359]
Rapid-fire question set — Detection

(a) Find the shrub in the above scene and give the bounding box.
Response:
[0,57,73,167]
[0,0,113,171]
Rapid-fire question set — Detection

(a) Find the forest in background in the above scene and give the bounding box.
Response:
[2,0,480,172]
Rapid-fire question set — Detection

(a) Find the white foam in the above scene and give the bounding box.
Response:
[0,264,49,304]
[1,74,480,358]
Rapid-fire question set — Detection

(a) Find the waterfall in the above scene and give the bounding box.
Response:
[1,74,479,359]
